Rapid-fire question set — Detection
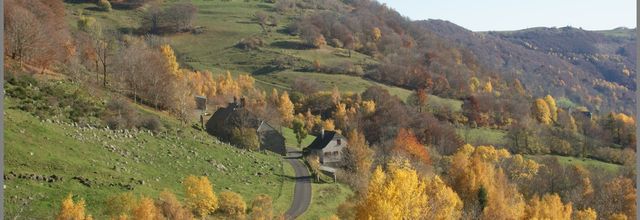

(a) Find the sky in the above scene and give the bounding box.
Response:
[377,0,636,31]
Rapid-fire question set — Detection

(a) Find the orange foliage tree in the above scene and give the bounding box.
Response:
[392,128,431,165]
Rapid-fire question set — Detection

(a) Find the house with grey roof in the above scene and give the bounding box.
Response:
[205,98,286,156]
[303,129,348,168]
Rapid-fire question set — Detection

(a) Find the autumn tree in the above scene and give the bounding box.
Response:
[544,95,558,122]
[292,118,308,148]
[482,81,493,93]
[469,77,480,93]
[574,208,597,220]
[392,128,431,166]
[157,190,193,220]
[97,0,112,12]
[183,175,218,218]
[218,191,247,219]
[278,91,295,125]
[408,88,428,112]
[341,130,373,180]
[423,176,464,219]
[524,193,572,220]
[132,197,161,220]
[355,165,427,219]
[249,194,273,220]
[355,163,462,219]
[371,27,382,42]
[598,177,636,219]
[532,98,552,124]
[56,194,93,220]
[106,192,137,219]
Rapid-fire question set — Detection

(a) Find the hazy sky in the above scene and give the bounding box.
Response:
[377,0,636,31]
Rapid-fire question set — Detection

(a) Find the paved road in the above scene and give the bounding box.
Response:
[284,148,312,219]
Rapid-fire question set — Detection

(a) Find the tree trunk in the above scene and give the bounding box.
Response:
[102,58,107,88]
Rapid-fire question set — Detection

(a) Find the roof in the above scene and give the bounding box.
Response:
[305,130,337,150]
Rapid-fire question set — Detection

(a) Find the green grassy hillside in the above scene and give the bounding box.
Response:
[4,97,292,218]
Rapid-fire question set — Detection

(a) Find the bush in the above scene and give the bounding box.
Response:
[77,16,96,32]
[97,0,112,12]
[218,191,247,218]
[5,73,103,123]
[230,127,260,150]
[236,37,264,50]
[104,98,138,129]
[139,115,162,133]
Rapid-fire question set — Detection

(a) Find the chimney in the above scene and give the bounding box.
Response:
[240,97,246,108]
[320,128,325,139]
[233,96,238,105]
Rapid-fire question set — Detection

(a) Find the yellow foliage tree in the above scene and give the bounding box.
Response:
[132,197,161,220]
[525,193,572,220]
[56,194,92,220]
[544,95,558,122]
[322,119,336,131]
[106,192,137,218]
[217,72,240,97]
[237,74,255,93]
[372,27,382,42]
[218,191,247,219]
[610,213,628,220]
[343,130,374,177]
[160,44,179,76]
[355,165,427,219]
[533,98,552,124]
[469,77,480,93]
[355,163,462,219]
[574,208,597,220]
[183,175,218,218]
[423,176,463,219]
[249,194,273,220]
[334,102,348,131]
[278,91,295,125]
[482,81,493,93]
[361,100,376,115]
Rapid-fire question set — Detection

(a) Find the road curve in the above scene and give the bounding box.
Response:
[284,148,312,219]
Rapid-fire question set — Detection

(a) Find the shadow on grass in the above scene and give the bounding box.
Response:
[275,173,312,181]
[252,66,282,75]
[271,41,313,50]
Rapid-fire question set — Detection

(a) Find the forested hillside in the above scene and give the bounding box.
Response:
[3,0,637,219]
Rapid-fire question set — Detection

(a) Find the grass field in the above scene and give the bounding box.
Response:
[255,70,413,100]
[526,155,621,173]
[456,127,507,146]
[300,183,353,220]
[4,98,292,218]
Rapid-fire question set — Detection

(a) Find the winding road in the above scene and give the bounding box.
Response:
[284,148,312,219]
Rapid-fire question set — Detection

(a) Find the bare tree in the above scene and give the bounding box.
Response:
[4,5,44,65]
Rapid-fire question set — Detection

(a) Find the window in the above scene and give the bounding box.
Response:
[336,138,341,145]
[324,152,330,157]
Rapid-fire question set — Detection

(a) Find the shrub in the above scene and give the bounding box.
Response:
[77,16,96,32]
[139,115,162,133]
[230,127,260,150]
[104,98,138,129]
[236,37,264,50]
[218,191,247,218]
[97,0,112,12]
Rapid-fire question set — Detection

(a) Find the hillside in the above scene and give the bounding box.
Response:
[4,0,637,219]
[420,20,636,114]
[3,77,296,218]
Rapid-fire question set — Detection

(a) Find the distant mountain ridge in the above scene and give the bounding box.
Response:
[418,19,636,114]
